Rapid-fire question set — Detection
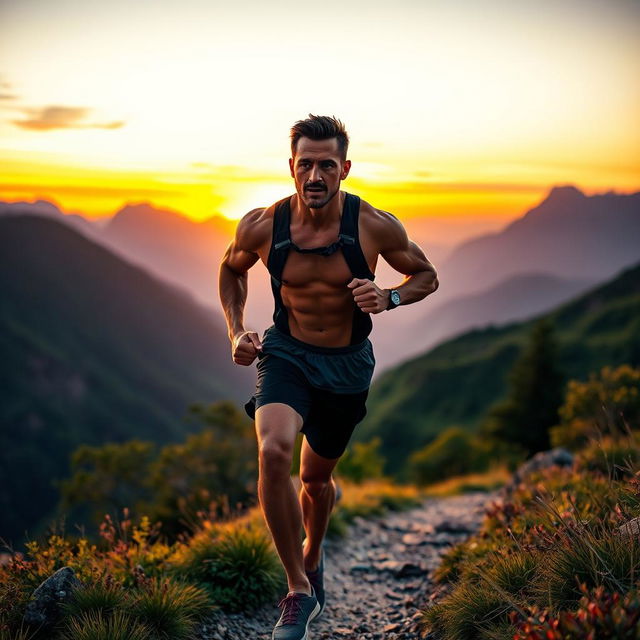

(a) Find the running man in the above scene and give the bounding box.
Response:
[219,115,438,640]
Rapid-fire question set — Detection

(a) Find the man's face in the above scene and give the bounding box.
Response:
[289,137,351,209]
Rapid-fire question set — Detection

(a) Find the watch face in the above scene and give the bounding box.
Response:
[391,290,401,306]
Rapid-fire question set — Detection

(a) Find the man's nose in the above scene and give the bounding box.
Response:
[309,164,321,181]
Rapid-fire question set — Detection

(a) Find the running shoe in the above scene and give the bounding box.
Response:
[272,587,320,640]
[304,544,326,619]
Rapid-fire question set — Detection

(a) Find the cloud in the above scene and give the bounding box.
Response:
[11,105,125,131]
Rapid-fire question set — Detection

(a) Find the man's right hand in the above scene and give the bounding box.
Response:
[231,331,263,366]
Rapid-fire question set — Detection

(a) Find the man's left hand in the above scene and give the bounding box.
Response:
[347,278,389,314]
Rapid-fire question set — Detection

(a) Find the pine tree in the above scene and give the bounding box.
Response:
[481,319,565,455]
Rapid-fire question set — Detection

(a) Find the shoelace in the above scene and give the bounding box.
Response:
[276,592,305,625]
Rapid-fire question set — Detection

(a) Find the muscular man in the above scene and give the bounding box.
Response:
[219,115,438,640]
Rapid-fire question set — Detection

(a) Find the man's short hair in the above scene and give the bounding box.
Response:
[290,114,349,159]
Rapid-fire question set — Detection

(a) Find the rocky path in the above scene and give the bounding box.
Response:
[198,492,492,640]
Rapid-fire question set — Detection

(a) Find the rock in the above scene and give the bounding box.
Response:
[394,562,428,578]
[23,566,82,629]
[434,520,475,534]
[510,448,574,487]
[383,623,401,633]
[401,533,427,546]
[350,563,373,572]
[618,516,640,538]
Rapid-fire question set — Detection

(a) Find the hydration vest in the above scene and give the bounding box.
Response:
[267,192,375,345]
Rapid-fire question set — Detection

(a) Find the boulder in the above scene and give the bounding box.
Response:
[509,448,574,488]
[23,566,82,629]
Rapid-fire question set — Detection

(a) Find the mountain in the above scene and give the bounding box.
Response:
[0,215,254,544]
[0,199,99,236]
[372,273,595,370]
[357,262,640,475]
[370,185,640,372]
[438,185,640,302]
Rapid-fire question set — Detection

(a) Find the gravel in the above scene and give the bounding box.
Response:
[196,492,492,640]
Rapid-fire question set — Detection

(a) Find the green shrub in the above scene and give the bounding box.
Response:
[128,577,211,640]
[536,530,640,609]
[171,522,283,611]
[422,580,512,640]
[409,427,491,485]
[336,437,385,483]
[488,551,538,598]
[61,578,128,618]
[551,365,640,449]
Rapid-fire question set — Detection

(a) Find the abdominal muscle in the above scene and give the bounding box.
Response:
[280,280,356,347]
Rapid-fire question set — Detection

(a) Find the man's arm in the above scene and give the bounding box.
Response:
[348,210,438,314]
[218,208,269,364]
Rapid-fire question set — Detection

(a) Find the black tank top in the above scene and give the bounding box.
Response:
[267,192,376,345]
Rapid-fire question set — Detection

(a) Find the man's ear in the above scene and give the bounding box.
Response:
[289,157,295,178]
[341,159,352,180]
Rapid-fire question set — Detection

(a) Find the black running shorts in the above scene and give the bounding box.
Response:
[244,352,370,460]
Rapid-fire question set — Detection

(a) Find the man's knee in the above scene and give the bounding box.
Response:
[259,439,293,476]
[301,476,333,499]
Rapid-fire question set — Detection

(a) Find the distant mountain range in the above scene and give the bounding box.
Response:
[371,185,640,370]
[357,262,640,476]
[438,185,640,301]
[0,215,254,544]
[2,184,639,373]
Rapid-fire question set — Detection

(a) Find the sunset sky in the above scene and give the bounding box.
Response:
[1,0,638,243]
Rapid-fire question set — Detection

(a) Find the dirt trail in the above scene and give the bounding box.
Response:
[198,492,492,640]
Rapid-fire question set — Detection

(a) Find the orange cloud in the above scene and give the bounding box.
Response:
[11,106,125,131]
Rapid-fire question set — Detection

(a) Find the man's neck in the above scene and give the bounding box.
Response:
[292,191,344,230]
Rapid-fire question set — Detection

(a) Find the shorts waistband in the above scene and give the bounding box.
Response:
[266,325,370,355]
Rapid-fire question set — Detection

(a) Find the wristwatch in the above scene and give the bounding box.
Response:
[386,289,401,310]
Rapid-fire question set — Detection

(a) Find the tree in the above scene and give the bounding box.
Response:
[481,319,564,455]
[60,439,156,525]
[147,401,257,535]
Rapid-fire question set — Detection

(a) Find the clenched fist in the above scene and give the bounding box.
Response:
[231,330,263,365]
[347,278,389,314]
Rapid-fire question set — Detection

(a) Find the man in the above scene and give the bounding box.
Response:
[219,114,438,640]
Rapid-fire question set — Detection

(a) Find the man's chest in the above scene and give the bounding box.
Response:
[280,250,354,288]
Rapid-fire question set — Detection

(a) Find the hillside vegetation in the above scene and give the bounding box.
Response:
[0,215,252,544]
[359,263,640,474]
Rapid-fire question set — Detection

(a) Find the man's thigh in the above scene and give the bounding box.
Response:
[255,402,304,451]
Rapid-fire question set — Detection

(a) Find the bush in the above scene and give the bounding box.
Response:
[409,427,491,485]
[577,433,640,480]
[61,577,128,619]
[536,529,640,609]
[128,577,211,640]
[336,437,385,483]
[423,581,511,640]
[512,586,640,639]
[551,365,640,449]
[170,521,283,611]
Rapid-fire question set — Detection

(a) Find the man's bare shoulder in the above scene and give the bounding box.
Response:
[358,198,407,249]
[235,205,274,253]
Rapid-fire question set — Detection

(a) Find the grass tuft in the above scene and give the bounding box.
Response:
[536,528,640,609]
[63,609,152,640]
[128,577,211,640]
[171,522,283,612]
[61,578,128,618]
